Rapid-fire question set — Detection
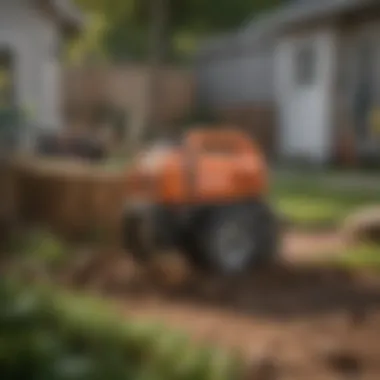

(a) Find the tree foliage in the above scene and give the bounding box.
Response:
[72,0,280,63]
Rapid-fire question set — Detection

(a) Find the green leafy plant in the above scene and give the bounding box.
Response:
[0,281,244,380]
[6,228,69,284]
[332,244,380,269]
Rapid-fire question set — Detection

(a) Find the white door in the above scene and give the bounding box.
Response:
[277,31,335,163]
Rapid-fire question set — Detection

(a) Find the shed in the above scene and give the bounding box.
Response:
[196,0,380,166]
[0,0,83,152]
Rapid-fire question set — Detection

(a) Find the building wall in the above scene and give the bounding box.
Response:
[195,45,276,156]
[0,0,62,133]
[274,26,338,164]
[196,51,274,109]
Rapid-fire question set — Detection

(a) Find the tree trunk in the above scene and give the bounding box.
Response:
[145,0,167,140]
[127,0,167,153]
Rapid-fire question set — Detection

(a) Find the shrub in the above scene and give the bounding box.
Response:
[0,280,244,380]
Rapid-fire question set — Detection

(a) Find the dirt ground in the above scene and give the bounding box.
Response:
[66,231,380,380]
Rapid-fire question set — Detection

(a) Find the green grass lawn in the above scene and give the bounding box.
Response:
[270,173,380,229]
[315,244,380,270]
[336,244,380,269]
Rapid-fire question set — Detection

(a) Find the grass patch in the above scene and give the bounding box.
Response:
[332,244,380,270]
[312,244,380,271]
[273,195,343,228]
[270,175,380,228]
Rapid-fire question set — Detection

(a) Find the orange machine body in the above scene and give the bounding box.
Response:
[126,128,268,206]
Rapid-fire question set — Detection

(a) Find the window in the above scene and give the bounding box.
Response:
[294,43,316,86]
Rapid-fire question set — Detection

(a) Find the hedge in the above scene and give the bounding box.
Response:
[0,279,244,380]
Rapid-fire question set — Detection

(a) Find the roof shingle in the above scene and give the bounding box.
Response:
[198,0,380,59]
[39,0,84,30]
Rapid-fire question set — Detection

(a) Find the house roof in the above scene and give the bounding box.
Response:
[39,0,85,33]
[242,0,379,36]
[197,0,380,60]
[52,0,84,26]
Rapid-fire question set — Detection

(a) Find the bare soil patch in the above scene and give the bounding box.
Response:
[61,230,380,379]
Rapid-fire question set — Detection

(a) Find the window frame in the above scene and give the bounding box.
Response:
[294,41,317,87]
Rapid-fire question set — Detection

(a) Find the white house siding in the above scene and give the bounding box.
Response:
[196,51,274,110]
[0,0,62,134]
[275,27,338,164]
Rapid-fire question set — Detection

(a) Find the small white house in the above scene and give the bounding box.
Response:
[196,0,380,166]
[0,0,83,138]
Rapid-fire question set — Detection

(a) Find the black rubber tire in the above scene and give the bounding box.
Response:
[183,201,279,275]
[122,212,152,264]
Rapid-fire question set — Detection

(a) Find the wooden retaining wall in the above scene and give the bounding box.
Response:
[5,158,128,244]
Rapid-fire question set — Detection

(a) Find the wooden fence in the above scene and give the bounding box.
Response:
[63,64,195,130]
